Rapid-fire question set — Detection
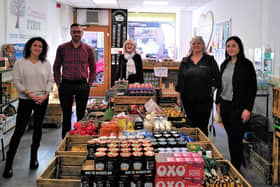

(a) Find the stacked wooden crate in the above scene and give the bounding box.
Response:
[43,99,62,127]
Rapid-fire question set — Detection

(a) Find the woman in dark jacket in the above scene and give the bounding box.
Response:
[175,36,220,136]
[116,39,144,83]
[215,36,257,171]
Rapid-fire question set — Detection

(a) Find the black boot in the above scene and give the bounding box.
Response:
[30,146,39,169]
[2,154,13,178]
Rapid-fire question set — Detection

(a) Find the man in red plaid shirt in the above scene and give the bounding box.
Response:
[53,23,95,138]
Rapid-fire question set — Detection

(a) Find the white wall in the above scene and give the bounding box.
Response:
[192,0,280,78]
[46,1,73,64]
[176,10,192,60]
[0,0,6,56]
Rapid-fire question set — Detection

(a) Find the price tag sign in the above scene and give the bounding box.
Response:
[154,67,168,77]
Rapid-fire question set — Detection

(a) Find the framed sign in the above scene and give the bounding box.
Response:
[6,0,48,43]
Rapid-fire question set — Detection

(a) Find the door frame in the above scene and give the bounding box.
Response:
[83,25,110,97]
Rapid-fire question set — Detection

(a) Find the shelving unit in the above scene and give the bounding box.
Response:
[143,64,179,98]
[0,69,18,160]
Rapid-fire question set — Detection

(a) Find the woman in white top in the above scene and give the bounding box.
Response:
[3,37,54,178]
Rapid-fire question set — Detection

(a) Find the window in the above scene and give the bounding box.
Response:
[128,13,176,59]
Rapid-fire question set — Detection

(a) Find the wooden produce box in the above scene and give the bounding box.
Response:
[43,100,62,127]
[187,142,224,160]
[113,95,156,114]
[114,95,156,104]
[37,155,85,187]
[176,127,210,143]
[56,135,96,157]
[216,160,252,187]
[273,87,280,118]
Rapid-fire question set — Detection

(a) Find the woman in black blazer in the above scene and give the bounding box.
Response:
[116,39,144,83]
[215,36,257,171]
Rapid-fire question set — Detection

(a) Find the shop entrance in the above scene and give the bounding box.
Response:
[83,25,110,97]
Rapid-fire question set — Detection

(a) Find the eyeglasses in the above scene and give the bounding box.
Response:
[71,30,82,34]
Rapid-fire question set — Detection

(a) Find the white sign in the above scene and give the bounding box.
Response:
[154,67,168,77]
[7,0,48,43]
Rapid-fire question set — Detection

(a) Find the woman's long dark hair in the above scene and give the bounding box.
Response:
[225,36,245,61]
[23,37,48,62]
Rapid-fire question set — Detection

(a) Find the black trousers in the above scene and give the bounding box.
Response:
[6,98,48,165]
[220,99,245,170]
[58,80,90,138]
[182,98,212,136]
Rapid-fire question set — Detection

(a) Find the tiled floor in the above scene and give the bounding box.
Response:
[0,122,274,187]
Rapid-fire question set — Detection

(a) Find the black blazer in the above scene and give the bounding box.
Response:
[175,54,220,101]
[116,53,144,83]
[215,58,257,111]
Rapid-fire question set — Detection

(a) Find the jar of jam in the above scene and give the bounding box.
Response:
[153,133,162,139]
[109,148,120,153]
[132,147,143,152]
[94,152,106,171]
[120,152,132,171]
[107,143,118,148]
[143,147,154,152]
[121,147,131,152]
[87,143,96,160]
[107,152,119,172]
[168,141,177,147]
[132,152,143,170]
[144,151,155,170]
[119,175,130,187]
[120,143,131,148]
[158,141,167,148]
[131,143,142,148]
[96,147,108,152]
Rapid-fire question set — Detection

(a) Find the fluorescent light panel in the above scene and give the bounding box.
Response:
[93,0,117,4]
[143,1,168,6]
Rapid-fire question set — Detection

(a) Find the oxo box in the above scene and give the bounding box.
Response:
[155,153,204,178]
[155,178,203,187]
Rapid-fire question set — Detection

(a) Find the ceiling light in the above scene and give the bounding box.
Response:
[143,1,168,6]
[93,0,117,4]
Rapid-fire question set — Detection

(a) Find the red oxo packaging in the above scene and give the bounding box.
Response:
[155,153,204,178]
[155,178,203,187]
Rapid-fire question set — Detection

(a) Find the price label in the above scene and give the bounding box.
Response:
[154,67,168,77]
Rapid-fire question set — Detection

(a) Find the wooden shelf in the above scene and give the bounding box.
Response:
[143,66,179,70]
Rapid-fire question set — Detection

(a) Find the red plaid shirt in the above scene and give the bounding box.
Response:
[53,41,95,84]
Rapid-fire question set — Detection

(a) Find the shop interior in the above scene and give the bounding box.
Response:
[0,0,280,186]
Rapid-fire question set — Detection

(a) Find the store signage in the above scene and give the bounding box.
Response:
[154,67,168,77]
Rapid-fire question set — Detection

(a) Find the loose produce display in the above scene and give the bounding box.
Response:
[37,93,251,187]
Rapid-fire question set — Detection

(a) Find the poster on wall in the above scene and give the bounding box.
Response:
[211,19,232,65]
[263,47,273,74]
[198,11,214,50]
[6,0,48,43]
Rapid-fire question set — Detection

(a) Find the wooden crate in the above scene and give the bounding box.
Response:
[273,87,280,118]
[43,102,62,126]
[37,155,85,187]
[113,95,156,105]
[188,142,224,160]
[250,150,272,184]
[175,127,210,143]
[216,160,252,187]
[56,135,96,157]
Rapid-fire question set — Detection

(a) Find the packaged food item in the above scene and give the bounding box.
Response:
[132,152,144,170]
[120,152,132,171]
[94,152,106,171]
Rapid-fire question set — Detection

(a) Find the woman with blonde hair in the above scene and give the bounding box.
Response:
[116,39,144,83]
[176,36,220,136]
